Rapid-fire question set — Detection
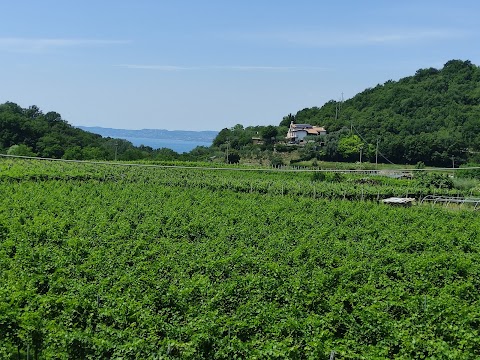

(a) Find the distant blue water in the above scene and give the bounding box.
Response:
[120,137,213,153]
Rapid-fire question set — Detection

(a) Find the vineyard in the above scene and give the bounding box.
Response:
[1,158,480,359]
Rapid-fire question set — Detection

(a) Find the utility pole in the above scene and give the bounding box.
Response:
[451,155,455,178]
[114,142,118,161]
[336,92,344,122]
[375,138,379,170]
[359,145,363,164]
[225,140,229,164]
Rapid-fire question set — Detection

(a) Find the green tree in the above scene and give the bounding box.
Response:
[261,125,278,145]
[7,144,36,156]
[227,152,240,164]
[62,146,84,160]
[299,141,318,161]
[212,128,232,147]
[337,135,363,161]
[82,146,106,160]
[279,113,295,127]
[120,148,147,161]
[153,148,180,161]
[270,154,284,167]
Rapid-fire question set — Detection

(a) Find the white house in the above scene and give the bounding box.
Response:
[286,122,326,142]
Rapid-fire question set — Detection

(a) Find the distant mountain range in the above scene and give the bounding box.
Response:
[78,126,218,142]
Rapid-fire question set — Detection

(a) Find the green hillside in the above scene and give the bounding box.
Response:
[0,102,142,160]
[0,102,214,162]
[283,60,480,166]
[4,59,480,167]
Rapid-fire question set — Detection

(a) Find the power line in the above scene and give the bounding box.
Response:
[1,153,475,173]
[350,123,396,165]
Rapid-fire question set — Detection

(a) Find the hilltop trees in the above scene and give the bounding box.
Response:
[0,102,224,163]
[0,102,179,161]
[283,60,480,166]
[279,113,295,127]
[212,124,268,150]
[0,102,107,159]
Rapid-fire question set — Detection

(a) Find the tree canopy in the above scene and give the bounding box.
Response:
[0,102,209,162]
[280,60,480,166]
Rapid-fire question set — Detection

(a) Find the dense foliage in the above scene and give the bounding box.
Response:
[0,102,111,159]
[282,60,480,166]
[1,158,480,359]
[0,103,218,162]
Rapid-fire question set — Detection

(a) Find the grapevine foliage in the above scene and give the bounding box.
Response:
[0,159,479,359]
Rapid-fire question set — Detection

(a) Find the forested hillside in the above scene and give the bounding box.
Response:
[0,102,208,161]
[283,60,480,166]
[0,102,139,160]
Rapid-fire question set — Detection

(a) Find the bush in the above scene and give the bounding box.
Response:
[457,163,480,179]
[312,171,326,182]
[227,153,240,164]
[7,144,36,157]
[415,161,426,169]
[313,171,345,182]
[416,172,454,189]
[330,172,345,183]
[274,144,295,153]
[452,177,478,192]
[270,155,284,167]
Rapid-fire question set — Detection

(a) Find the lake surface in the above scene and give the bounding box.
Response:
[120,137,213,153]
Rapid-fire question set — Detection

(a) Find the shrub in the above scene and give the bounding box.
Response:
[457,163,480,180]
[416,172,454,189]
[270,155,284,167]
[7,144,36,157]
[312,171,326,182]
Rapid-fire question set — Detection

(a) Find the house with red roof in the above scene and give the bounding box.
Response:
[286,122,326,143]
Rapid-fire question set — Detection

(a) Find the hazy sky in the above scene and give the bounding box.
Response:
[1,0,479,131]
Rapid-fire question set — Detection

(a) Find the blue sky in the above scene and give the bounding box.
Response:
[1,0,479,131]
